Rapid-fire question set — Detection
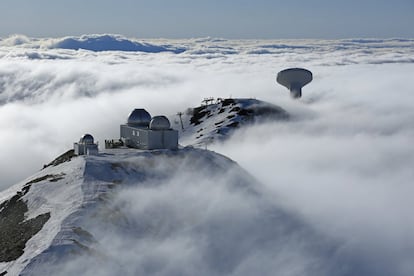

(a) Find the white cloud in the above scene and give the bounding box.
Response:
[24,152,351,276]
[0,34,31,46]
[211,63,414,275]
[1,37,414,275]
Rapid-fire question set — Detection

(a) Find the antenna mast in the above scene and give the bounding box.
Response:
[176,112,184,130]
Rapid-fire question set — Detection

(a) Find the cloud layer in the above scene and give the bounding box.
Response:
[1,36,414,275]
[22,150,369,276]
[211,64,414,275]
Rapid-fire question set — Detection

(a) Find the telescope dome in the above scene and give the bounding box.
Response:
[127,109,151,127]
[149,116,171,130]
[80,134,94,144]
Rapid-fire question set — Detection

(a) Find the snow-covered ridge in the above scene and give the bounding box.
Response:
[172,98,288,146]
[2,148,256,275]
[0,156,85,275]
[0,147,366,276]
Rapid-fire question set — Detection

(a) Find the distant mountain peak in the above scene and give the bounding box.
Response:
[47,34,186,53]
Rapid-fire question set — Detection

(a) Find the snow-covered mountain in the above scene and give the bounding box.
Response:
[0,148,332,276]
[171,98,288,147]
[0,99,370,275]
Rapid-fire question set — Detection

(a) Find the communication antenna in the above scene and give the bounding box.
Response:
[176,112,184,130]
[276,68,313,98]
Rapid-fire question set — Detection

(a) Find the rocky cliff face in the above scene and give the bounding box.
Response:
[0,183,50,263]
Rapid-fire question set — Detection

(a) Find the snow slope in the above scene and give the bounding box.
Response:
[171,98,288,146]
[0,154,85,275]
[0,145,369,276]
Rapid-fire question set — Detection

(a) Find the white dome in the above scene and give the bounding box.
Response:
[80,134,94,144]
[127,109,151,127]
[149,116,171,130]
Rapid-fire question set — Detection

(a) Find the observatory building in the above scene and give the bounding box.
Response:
[74,134,99,155]
[120,108,178,150]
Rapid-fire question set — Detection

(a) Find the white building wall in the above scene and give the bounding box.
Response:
[74,142,99,155]
[147,131,163,149]
[147,130,178,150]
[86,145,98,155]
[74,143,84,155]
[120,124,178,150]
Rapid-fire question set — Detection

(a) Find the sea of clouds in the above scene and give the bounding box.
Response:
[1,34,414,275]
[23,150,354,276]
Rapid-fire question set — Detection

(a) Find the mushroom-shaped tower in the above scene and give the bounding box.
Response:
[276,68,313,98]
[150,116,171,130]
[80,134,94,144]
[127,109,151,127]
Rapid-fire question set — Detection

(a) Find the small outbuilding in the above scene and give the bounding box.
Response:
[74,134,99,155]
[120,109,178,150]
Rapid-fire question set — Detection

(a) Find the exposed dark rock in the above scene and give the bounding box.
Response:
[0,185,51,262]
[186,98,289,147]
[237,108,254,116]
[21,184,31,195]
[190,106,209,125]
[227,122,239,128]
[26,173,66,185]
[230,106,241,112]
[43,150,76,169]
[248,105,289,120]
[221,98,235,106]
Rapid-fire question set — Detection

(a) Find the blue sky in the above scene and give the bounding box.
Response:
[0,0,413,38]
